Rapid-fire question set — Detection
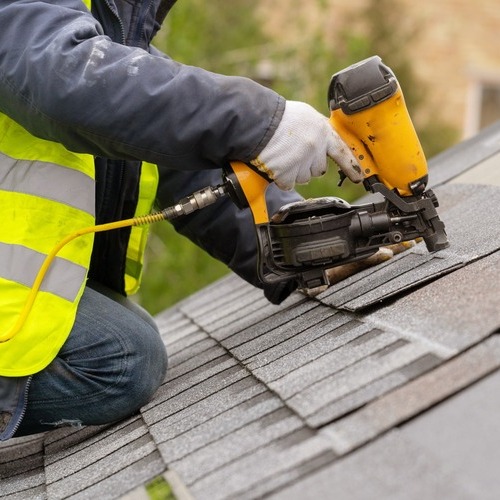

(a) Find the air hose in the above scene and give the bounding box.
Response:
[1,184,227,343]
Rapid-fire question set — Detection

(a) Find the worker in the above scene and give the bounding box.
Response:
[0,0,363,441]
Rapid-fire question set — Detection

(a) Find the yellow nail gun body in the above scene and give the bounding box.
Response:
[224,56,449,289]
[329,56,428,197]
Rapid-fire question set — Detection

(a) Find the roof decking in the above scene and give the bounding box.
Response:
[2,122,500,500]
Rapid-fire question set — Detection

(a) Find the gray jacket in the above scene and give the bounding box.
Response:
[0,0,284,169]
[0,0,300,440]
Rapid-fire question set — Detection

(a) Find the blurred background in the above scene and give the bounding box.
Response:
[137,0,500,314]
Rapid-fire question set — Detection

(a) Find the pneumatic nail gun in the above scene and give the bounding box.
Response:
[221,55,449,289]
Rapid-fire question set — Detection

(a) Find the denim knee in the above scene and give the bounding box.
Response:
[85,283,168,416]
[14,288,168,436]
[118,321,168,413]
[75,319,168,427]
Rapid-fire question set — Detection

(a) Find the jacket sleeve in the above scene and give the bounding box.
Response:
[156,166,303,303]
[0,0,285,170]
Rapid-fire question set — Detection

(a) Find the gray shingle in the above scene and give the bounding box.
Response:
[188,428,335,500]
[170,407,305,485]
[283,356,500,500]
[268,429,478,500]
[154,308,197,344]
[216,297,315,348]
[44,417,164,499]
[247,313,357,377]
[429,121,500,187]
[166,343,228,381]
[147,352,239,409]
[145,376,265,443]
[321,250,454,305]
[268,326,400,400]
[177,274,249,323]
[320,335,500,455]
[282,336,433,419]
[248,316,372,380]
[367,250,500,351]
[204,294,302,339]
[166,332,212,363]
[400,368,500,497]
[142,364,247,425]
[451,151,500,187]
[67,452,164,500]
[157,391,284,462]
[0,434,45,499]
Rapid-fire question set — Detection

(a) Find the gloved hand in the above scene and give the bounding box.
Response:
[250,100,364,190]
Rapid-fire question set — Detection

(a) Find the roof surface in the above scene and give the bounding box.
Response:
[2,122,500,500]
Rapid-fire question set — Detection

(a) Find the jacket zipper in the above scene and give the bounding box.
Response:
[9,376,32,439]
[102,0,126,45]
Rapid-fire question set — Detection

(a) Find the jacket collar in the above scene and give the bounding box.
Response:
[102,0,177,48]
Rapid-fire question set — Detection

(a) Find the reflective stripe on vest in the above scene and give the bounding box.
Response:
[0,113,95,376]
[125,161,158,294]
[0,156,95,215]
[0,242,86,302]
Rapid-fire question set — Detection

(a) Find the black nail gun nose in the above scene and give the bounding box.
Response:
[221,56,449,289]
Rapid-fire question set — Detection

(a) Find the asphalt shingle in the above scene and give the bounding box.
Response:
[0,434,45,499]
[320,335,500,455]
[268,429,477,500]
[188,429,335,500]
[429,122,500,187]
[367,250,500,351]
[43,417,165,499]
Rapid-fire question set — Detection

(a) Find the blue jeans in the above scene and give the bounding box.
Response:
[14,282,167,436]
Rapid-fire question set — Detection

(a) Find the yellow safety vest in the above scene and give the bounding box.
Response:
[0,0,158,375]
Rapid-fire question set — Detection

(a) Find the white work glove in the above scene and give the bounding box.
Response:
[250,100,364,190]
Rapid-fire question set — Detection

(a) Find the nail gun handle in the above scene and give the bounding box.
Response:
[224,161,271,225]
[328,56,428,197]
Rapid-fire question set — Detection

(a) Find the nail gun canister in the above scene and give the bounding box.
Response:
[328,55,428,197]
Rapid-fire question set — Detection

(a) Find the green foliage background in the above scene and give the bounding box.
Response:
[137,0,458,314]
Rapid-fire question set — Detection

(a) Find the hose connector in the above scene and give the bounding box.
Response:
[160,185,228,221]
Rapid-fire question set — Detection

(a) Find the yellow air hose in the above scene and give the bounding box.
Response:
[0,213,165,343]
[0,183,227,343]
